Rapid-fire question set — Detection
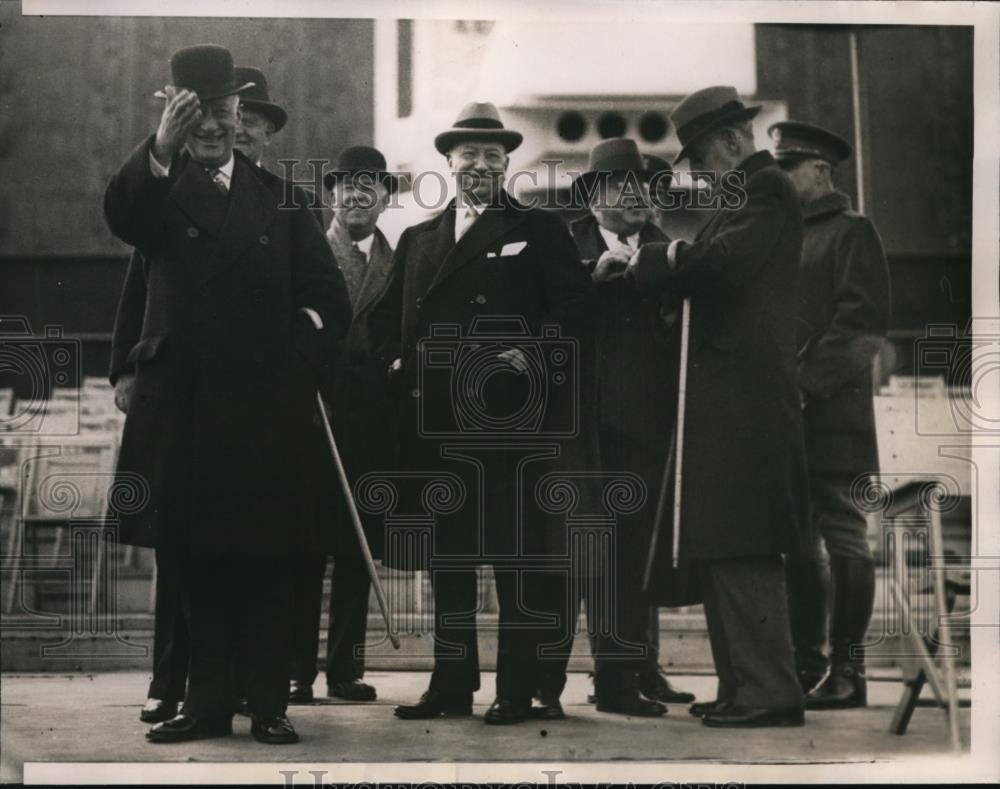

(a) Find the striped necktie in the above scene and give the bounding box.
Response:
[206,168,229,194]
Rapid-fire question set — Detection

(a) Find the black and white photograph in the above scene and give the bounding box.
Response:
[0,0,997,784]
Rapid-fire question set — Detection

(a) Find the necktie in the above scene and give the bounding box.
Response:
[207,168,229,195]
[341,241,368,302]
[617,232,632,249]
[456,206,478,242]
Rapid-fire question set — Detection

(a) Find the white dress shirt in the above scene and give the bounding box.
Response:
[454,202,482,243]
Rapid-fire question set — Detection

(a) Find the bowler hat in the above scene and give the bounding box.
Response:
[168,44,255,102]
[572,138,656,205]
[235,67,288,132]
[670,85,761,165]
[323,145,399,194]
[768,120,851,165]
[434,102,523,155]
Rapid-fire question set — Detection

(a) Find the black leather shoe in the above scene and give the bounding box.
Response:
[288,681,314,705]
[145,713,233,743]
[484,697,531,725]
[328,679,377,702]
[702,705,804,728]
[528,695,565,721]
[806,664,867,709]
[688,699,731,719]
[638,674,696,704]
[140,698,178,724]
[596,693,667,718]
[251,714,299,744]
[394,689,473,720]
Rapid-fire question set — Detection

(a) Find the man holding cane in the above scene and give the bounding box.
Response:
[105,44,351,744]
[628,86,811,728]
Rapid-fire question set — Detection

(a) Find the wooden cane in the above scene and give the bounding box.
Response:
[315,392,400,649]
[670,298,692,569]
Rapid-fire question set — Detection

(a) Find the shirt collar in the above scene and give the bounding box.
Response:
[597,223,639,250]
[328,218,377,256]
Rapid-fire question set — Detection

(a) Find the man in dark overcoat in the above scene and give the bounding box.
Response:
[131,61,293,727]
[286,146,399,704]
[105,44,351,744]
[534,138,693,717]
[369,102,596,725]
[770,120,891,709]
[628,86,811,728]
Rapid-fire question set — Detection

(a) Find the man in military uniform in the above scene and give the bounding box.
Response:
[770,120,891,709]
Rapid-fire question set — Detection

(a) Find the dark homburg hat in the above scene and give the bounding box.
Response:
[669,85,762,165]
[572,138,660,204]
[234,66,287,132]
[768,120,852,165]
[323,145,399,194]
[167,44,255,102]
[434,102,523,155]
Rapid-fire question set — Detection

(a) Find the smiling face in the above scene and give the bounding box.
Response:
[447,141,509,205]
[185,94,239,167]
[331,179,389,241]
[234,106,274,164]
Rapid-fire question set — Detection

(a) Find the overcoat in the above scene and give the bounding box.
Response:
[326,225,398,561]
[104,136,352,559]
[368,191,597,570]
[796,190,891,475]
[632,150,812,561]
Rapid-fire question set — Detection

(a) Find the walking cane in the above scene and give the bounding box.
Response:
[315,392,400,649]
[643,297,692,589]
[670,297,691,569]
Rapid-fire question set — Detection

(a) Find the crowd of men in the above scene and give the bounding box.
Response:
[104,44,890,745]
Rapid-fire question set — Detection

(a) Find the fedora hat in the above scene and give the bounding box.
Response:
[768,120,851,165]
[572,138,655,205]
[434,102,523,155]
[323,145,399,194]
[167,44,255,102]
[235,66,287,132]
[670,85,761,165]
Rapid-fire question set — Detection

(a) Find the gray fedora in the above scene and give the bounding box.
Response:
[670,85,761,164]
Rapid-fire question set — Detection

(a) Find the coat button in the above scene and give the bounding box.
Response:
[410,388,420,398]
[416,297,423,309]
[187,226,199,238]
[475,295,487,304]
[259,234,269,245]
[252,288,265,303]
[198,284,210,297]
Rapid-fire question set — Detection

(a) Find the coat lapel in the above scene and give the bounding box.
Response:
[170,157,229,237]
[198,157,278,285]
[426,193,528,294]
[353,227,395,318]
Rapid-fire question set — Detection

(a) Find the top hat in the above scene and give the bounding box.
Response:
[670,85,761,165]
[768,120,852,165]
[168,44,255,102]
[323,145,399,194]
[234,67,288,132]
[572,138,657,205]
[434,102,523,155]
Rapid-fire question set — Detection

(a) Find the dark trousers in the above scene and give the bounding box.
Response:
[699,556,803,709]
[147,552,190,703]
[178,555,294,720]
[429,567,568,702]
[289,556,371,686]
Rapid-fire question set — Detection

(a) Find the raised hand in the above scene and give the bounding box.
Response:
[152,86,202,167]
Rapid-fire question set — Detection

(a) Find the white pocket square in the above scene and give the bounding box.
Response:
[488,241,528,258]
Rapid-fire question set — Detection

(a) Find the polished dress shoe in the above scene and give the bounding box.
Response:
[805,664,867,709]
[145,713,233,743]
[702,705,804,728]
[638,673,696,704]
[484,697,531,725]
[140,698,178,724]
[288,681,314,705]
[251,714,299,744]
[328,679,377,702]
[528,694,565,721]
[596,693,667,718]
[688,699,731,719]
[394,689,473,720]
